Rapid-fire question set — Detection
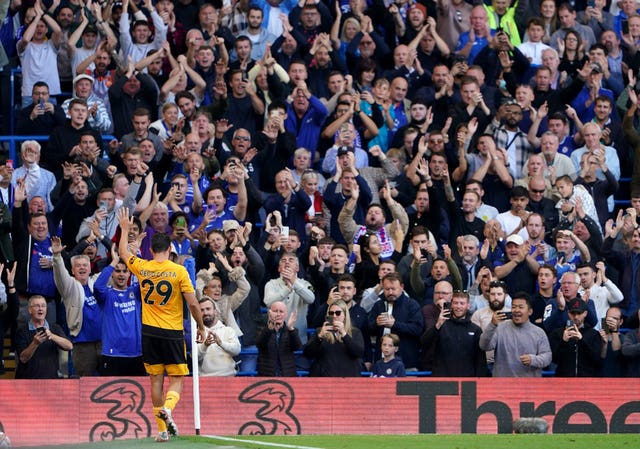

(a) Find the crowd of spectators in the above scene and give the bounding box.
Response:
[2,0,640,379]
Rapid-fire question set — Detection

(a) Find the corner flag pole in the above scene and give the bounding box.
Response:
[191,315,201,435]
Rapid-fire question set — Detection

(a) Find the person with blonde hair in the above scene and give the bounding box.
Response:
[304,299,364,377]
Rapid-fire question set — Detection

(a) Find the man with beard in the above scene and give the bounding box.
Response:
[391,99,432,150]
[339,180,409,259]
[75,42,116,108]
[486,101,534,179]
[422,290,487,377]
[197,297,241,376]
[93,250,145,376]
[238,7,277,61]
[480,292,552,377]
[472,279,511,369]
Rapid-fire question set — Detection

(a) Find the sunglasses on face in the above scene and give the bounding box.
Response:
[327,310,342,316]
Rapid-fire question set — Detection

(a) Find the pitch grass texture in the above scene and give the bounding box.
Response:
[17,434,640,449]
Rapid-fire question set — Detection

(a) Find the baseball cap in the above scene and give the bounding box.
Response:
[73,74,94,86]
[590,62,603,74]
[567,297,587,314]
[337,146,355,157]
[222,220,240,233]
[506,235,524,246]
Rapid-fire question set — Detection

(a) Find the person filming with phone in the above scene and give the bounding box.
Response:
[15,295,72,379]
[304,299,364,377]
[549,297,603,377]
[422,290,488,377]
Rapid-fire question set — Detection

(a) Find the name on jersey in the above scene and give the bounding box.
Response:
[139,270,177,278]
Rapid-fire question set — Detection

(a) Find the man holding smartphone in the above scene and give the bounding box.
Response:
[15,295,72,379]
[422,290,488,376]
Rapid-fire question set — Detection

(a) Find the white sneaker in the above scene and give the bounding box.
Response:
[158,407,179,436]
[155,431,169,442]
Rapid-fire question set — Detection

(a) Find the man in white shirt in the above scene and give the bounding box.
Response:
[197,297,240,376]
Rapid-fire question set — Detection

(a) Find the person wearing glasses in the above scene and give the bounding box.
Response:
[525,177,558,235]
[542,271,598,333]
[15,295,72,379]
[304,299,364,377]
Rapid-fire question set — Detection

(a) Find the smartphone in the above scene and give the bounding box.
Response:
[566,319,575,328]
[443,302,451,311]
[326,315,334,325]
[39,98,45,109]
[176,216,186,228]
[588,0,595,7]
[623,20,630,35]
[601,317,609,333]
[36,327,46,334]
[6,159,13,169]
[503,311,513,320]
[281,226,289,238]
[99,200,107,211]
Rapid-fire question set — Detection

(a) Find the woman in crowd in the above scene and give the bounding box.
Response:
[304,299,364,377]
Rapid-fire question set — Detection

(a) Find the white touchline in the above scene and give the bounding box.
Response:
[202,434,323,449]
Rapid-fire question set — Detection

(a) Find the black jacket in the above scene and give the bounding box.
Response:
[256,326,302,377]
[550,324,603,377]
[421,314,488,377]
[304,327,364,377]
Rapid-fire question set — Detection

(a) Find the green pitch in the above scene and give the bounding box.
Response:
[18,433,640,449]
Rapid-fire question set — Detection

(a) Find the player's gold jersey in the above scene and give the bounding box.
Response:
[125,256,195,331]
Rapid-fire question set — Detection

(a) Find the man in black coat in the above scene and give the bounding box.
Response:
[369,272,424,370]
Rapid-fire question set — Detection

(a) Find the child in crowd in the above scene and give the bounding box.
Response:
[371,333,405,378]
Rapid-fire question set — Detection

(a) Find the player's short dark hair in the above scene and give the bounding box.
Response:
[151,233,171,253]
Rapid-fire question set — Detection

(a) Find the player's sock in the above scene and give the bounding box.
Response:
[154,406,168,432]
[164,391,181,411]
